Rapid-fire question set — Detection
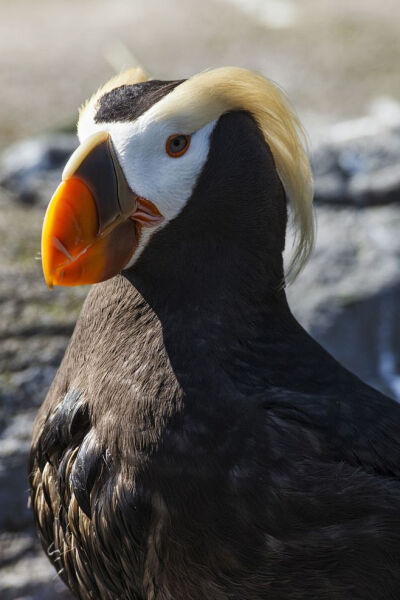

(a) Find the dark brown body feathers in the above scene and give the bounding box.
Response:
[30,111,400,599]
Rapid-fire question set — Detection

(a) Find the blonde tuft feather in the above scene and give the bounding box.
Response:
[149,67,315,282]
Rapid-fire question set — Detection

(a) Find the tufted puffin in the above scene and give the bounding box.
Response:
[29,67,400,600]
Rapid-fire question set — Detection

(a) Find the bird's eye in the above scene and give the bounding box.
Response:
[166,134,191,158]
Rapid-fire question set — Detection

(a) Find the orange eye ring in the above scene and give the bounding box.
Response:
[166,134,191,158]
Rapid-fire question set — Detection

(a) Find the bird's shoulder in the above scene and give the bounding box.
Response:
[259,382,400,478]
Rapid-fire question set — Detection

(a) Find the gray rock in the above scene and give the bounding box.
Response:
[0,410,36,531]
[10,366,57,405]
[311,103,400,206]
[0,535,73,599]
[0,135,78,206]
[288,203,400,400]
[0,189,85,597]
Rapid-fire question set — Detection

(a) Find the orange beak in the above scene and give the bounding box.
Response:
[41,131,163,288]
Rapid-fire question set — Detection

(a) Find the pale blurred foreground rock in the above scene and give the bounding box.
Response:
[0,189,82,598]
[288,204,400,399]
[0,134,78,206]
[312,98,400,206]
[289,100,400,399]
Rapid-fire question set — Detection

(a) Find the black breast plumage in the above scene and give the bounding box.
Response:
[29,275,400,600]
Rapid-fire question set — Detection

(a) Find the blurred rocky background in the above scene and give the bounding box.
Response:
[0,0,399,597]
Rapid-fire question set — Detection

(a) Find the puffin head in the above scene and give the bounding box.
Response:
[41,67,314,289]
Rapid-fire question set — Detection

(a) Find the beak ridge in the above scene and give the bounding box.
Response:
[41,131,138,287]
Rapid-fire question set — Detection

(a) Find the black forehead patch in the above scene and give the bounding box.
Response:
[94,79,185,123]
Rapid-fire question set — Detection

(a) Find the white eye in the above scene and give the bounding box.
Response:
[165,134,191,157]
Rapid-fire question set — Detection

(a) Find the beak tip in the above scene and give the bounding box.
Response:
[43,269,54,289]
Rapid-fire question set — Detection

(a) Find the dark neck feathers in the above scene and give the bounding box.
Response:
[66,111,357,432]
[120,112,344,397]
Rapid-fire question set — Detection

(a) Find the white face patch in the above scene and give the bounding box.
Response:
[77,99,217,267]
